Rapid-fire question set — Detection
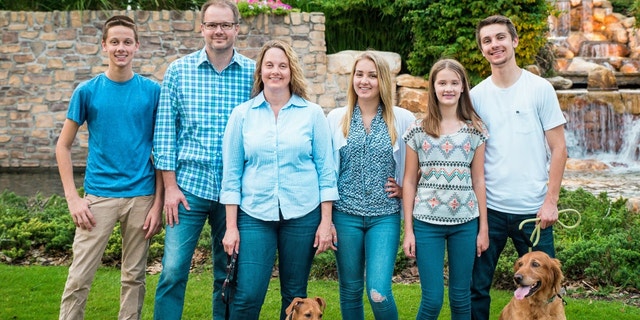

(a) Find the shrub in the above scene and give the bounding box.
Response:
[404,0,551,84]
[0,192,75,260]
[556,189,640,289]
[288,0,413,71]
[0,190,164,264]
[237,0,297,17]
[1,188,639,292]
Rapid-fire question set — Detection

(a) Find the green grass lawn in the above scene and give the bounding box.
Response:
[1,264,639,319]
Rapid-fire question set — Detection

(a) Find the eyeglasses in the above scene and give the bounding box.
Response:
[202,22,237,31]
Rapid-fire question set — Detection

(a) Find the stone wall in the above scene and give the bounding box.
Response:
[0,10,332,168]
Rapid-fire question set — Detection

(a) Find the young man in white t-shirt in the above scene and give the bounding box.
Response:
[469,15,568,320]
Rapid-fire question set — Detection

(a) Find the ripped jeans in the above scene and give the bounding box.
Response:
[333,210,400,320]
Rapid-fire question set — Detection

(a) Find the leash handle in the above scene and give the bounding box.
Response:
[518,209,582,251]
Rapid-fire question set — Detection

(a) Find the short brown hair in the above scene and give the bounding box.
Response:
[102,15,137,43]
[201,0,240,24]
[475,15,518,49]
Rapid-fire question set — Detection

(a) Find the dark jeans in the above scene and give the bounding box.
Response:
[154,190,228,320]
[470,208,555,320]
[229,207,320,320]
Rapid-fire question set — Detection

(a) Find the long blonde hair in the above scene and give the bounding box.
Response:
[251,39,309,100]
[422,59,483,137]
[341,51,397,145]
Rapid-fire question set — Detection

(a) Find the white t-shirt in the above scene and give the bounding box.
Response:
[470,70,566,214]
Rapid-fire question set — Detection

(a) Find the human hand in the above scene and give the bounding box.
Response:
[163,185,189,227]
[222,227,240,256]
[143,204,164,239]
[403,231,416,258]
[68,197,96,231]
[537,200,559,229]
[476,230,489,257]
[385,177,402,198]
[314,221,336,254]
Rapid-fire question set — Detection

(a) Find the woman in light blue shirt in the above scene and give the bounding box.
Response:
[326,51,415,320]
[220,39,339,320]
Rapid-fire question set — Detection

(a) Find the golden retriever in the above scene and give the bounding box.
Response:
[499,251,566,320]
[285,297,326,320]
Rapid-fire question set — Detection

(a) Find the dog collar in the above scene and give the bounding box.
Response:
[547,293,568,305]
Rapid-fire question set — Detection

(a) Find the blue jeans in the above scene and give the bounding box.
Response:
[154,190,227,320]
[470,208,555,320]
[333,211,400,320]
[414,218,477,320]
[229,207,320,320]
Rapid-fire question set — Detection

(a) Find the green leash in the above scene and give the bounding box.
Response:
[518,208,582,252]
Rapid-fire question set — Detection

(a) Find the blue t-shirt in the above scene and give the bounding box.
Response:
[66,73,161,197]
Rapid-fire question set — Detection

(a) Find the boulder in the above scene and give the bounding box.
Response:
[396,74,428,89]
[565,158,610,170]
[397,86,427,113]
[566,57,601,72]
[327,50,401,75]
[547,76,573,90]
[587,65,618,90]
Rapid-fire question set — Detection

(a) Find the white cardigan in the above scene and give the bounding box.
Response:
[326,106,416,187]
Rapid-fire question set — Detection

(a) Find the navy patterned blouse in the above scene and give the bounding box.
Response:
[334,106,401,216]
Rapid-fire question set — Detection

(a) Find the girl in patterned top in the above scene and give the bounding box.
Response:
[402,58,489,320]
[326,51,415,320]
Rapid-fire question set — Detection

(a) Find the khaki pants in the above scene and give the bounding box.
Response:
[59,195,154,320]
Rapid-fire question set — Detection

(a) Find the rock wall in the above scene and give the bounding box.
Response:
[0,10,332,168]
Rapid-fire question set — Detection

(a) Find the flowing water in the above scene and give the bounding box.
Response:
[563,117,640,201]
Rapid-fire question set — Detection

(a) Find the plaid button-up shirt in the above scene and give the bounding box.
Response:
[153,48,255,201]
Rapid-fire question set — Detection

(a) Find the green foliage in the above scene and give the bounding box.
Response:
[289,0,413,69]
[309,251,338,279]
[609,0,640,20]
[556,189,640,289]
[0,191,74,260]
[0,190,164,264]
[491,188,640,291]
[237,0,298,17]
[3,265,640,319]
[2,0,555,80]
[2,189,640,292]
[0,0,205,11]
[404,0,551,84]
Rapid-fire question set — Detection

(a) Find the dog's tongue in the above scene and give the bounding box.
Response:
[514,286,532,300]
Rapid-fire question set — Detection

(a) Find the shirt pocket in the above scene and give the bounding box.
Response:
[514,109,537,134]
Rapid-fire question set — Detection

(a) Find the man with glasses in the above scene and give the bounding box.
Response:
[152,1,255,319]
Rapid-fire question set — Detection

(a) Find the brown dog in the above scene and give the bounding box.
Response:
[499,251,566,320]
[285,297,326,320]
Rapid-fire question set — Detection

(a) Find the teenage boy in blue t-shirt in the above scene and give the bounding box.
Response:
[56,15,163,320]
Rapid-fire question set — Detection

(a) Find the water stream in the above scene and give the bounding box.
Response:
[563,113,640,201]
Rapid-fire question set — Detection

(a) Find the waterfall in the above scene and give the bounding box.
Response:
[564,100,640,170]
[618,117,640,164]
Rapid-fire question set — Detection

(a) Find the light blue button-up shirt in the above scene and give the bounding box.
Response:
[153,48,255,201]
[220,92,339,221]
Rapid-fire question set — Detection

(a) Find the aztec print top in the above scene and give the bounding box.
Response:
[403,119,488,225]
